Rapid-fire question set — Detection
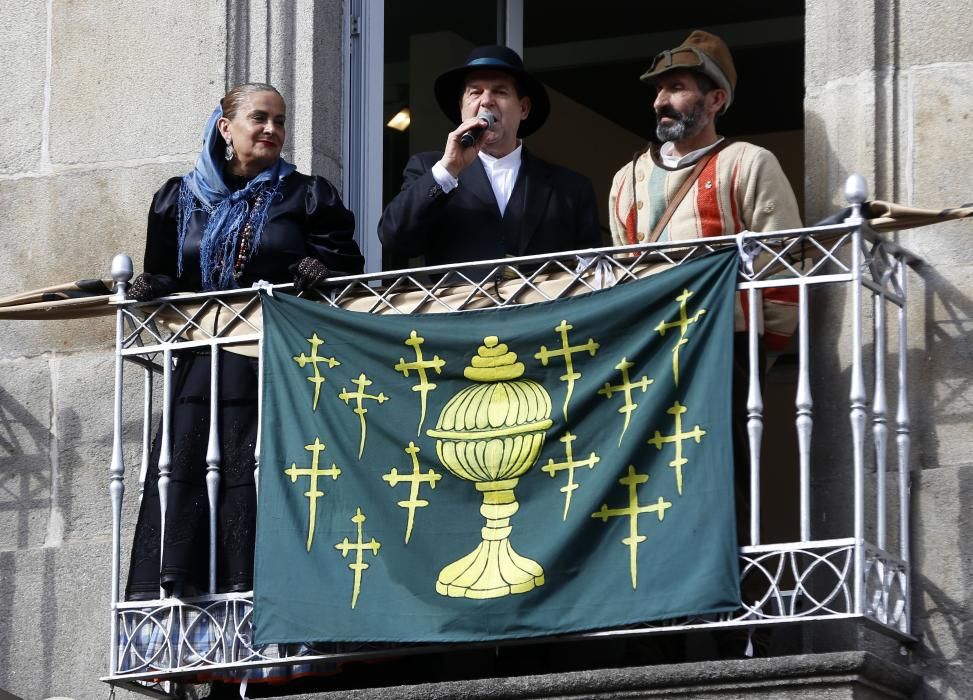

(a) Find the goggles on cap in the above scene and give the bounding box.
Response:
[640,43,734,114]
[645,46,707,76]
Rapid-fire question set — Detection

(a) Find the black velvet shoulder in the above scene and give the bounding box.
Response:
[301,174,362,276]
[141,176,184,282]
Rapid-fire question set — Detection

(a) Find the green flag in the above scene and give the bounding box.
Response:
[254,249,740,644]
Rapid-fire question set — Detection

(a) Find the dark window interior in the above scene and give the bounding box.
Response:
[383,1,805,229]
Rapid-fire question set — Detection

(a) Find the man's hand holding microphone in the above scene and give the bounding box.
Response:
[439,110,495,178]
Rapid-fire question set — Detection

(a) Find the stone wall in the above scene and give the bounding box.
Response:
[0,2,345,698]
[805,2,973,699]
[2,1,972,698]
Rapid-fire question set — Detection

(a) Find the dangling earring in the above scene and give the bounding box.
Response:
[224,141,234,161]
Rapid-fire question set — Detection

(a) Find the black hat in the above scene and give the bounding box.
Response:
[433,45,550,138]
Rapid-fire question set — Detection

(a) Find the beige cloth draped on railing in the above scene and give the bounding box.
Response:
[150,262,677,358]
[0,198,967,323]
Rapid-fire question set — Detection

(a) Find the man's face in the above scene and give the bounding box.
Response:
[652,70,710,144]
[460,70,530,154]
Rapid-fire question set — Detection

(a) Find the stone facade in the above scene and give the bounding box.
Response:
[0,2,345,698]
[282,652,919,699]
[805,4,973,700]
[0,2,971,699]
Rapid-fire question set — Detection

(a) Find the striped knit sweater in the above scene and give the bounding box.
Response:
[608,141,802,351]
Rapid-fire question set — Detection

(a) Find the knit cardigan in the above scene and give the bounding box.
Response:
[608,141,802,351]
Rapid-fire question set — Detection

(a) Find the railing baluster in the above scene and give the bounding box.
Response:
[796,282,813,541]
[845,175,868,617]
[138,367,153,502]
[108,254,132,675]
[873,283,888,551]
[255,335,263,501]
[896,259,911,566]
[206,344,221,594]
[158,348,173,598]
[747,285,763,547]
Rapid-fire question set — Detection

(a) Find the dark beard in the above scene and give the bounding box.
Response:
[655,101,708,143]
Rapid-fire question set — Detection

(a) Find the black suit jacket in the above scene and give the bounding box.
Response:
[378,150,601,267]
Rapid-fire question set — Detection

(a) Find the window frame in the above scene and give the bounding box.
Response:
[343,1,523,272]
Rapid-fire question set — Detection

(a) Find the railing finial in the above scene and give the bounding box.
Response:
[111,253,133,300]
[844,174,868,206]
[111,253,133,283]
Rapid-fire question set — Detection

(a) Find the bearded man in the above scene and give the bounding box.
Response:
[609,34,803,656]
[608,30,801,262]
[609,29,804,354]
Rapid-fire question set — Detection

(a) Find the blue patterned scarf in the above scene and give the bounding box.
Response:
[177,105,297,291]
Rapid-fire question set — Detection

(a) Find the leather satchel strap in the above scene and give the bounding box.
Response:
[646,139,731,244]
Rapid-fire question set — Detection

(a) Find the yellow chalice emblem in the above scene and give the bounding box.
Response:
[427,336,553,599]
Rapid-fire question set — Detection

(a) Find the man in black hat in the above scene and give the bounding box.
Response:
[379,45,601,269]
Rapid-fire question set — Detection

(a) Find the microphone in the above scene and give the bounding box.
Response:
[460,111,495,147]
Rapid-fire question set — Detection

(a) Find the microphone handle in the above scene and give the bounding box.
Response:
[460,128,483,148]
[460,113,493,148]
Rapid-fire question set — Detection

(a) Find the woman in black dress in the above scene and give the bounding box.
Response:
[126,83,364,600]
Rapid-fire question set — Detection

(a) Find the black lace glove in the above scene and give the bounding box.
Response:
[127,273,176,302]
[289,256,333,293]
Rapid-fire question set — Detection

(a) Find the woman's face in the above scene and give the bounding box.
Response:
[218,91,286,176]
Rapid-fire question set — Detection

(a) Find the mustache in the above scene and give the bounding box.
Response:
[656,106,684,120]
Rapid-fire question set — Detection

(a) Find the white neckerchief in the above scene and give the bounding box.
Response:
[660,137,725,169]
[478,144,523,216]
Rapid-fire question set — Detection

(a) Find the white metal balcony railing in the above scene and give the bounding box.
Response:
[102,176,919,694]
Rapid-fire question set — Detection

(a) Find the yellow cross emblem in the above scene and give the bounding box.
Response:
[383,441,442,543]
[591,465,671,589]
[654,289,706,386]
[334,507,381,609]
[284,437,341,551]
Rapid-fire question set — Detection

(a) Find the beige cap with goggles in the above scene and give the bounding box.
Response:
[640,30,737,114]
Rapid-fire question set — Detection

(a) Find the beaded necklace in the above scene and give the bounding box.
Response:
[233,190,266,280]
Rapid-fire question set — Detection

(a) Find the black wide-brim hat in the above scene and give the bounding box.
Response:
[433,45,550,138]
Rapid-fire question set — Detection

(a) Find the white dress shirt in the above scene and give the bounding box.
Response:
[431,144,524,216]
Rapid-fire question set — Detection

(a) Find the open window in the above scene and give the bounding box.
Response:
[348,2,804,266]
